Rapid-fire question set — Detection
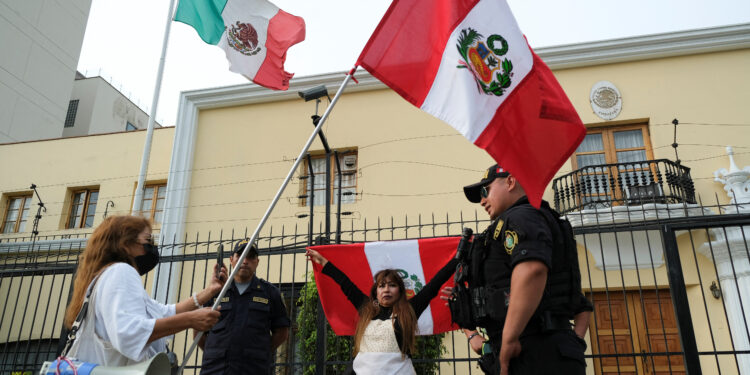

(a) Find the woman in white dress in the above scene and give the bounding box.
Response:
[63,215,226,366]
[306,248,457,375]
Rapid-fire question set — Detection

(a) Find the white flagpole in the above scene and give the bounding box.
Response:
[132,0,179,214]
[178,70,357,373]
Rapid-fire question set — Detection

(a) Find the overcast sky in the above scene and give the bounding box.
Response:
[77,0,750,126]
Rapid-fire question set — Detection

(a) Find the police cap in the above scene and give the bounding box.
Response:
[463,164,510,203]
[233,239,258,258]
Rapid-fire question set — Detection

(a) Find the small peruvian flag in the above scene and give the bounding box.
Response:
[309,238,459,336]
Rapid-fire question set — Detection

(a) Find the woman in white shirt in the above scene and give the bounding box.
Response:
[63,215,226,366]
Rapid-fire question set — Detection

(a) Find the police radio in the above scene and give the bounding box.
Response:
[449,227,477,328]
[454,227,473,261]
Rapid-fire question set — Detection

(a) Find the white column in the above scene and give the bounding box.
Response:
[701,146,750,374]
[703,237,750,375]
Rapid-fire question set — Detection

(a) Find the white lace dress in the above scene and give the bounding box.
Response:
[353,317,415,375]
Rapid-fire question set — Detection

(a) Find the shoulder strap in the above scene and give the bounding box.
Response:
[60,269,106,357]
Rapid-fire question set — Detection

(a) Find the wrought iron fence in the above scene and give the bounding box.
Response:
[552,159,696,214]
[1,201,749,375]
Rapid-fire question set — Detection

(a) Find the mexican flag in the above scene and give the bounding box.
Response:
[356,0,585,208]
[309,238,459,336]
[175,0,305,90]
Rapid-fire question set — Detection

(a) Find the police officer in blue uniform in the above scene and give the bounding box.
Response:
[447,164,592,375]
[197,240,291,374]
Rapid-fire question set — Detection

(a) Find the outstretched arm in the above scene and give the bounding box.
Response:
[306,249,368,309]
[410,258,459,317]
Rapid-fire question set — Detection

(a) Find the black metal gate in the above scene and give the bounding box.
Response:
[1,207,749,375]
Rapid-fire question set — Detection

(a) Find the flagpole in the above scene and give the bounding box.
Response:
[178,71,357,373]
[132,0,179,214]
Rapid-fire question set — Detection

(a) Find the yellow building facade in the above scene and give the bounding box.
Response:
[1,23,749,375]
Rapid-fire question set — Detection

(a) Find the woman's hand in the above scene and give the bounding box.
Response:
[190,307,221,332]
[152,306,221,342]
[305,249,328,267]
[209,263,228,295]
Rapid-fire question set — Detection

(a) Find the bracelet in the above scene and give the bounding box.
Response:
[192,293,201,309]
[467,332,481,341]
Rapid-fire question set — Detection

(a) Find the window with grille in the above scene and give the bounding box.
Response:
[572,124,654,207]
[138,183,166,224]
[64,100,79,128]
[299,150,357,207]
[67,189,99,228]
[2,195,32,233]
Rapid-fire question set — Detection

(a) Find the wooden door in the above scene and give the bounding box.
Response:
[589,290,685,375]
[591,292,642,375]
[631,291,686,375]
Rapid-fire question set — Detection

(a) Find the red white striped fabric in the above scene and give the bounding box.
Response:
[357,0,585,208]
[309,237,459,336]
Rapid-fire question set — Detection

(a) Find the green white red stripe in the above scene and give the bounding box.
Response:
[175,0,305,90]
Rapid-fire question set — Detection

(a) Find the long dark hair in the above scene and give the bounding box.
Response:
[353,269,417,357]
[64,215,150,328]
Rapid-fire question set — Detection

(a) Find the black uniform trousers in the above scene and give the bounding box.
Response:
[480,329,586,375]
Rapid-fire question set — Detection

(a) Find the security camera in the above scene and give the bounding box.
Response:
[343,155,356,168]
[298,85,329,102]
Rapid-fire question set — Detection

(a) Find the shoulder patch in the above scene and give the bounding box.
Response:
[493,219,504,240]
[504,230,518,255]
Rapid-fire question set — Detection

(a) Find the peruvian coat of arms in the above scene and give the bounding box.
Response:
[397,269,424,299]
[226,21,262,56]
[457,28,513,96]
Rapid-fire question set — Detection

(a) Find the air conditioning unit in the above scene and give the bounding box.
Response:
[624,183,664,205]
[341,155,357,171]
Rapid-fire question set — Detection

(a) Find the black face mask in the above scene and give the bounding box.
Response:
[134,243,160,275]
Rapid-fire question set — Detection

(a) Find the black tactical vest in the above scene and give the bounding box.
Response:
[450,199,585,331]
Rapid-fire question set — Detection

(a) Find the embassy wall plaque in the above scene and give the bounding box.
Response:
[590,81,622,121]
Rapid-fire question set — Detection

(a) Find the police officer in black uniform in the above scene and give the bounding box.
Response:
[197,240,291,374]
[446,164,592,375]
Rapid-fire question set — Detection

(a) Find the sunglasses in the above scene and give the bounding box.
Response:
[480,185,490,199]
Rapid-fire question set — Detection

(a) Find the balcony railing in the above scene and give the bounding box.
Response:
[552,159,696,214]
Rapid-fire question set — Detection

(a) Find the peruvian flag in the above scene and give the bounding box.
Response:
[175,0,305,90]
[309,237,459,336]
[356,0,585,208]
